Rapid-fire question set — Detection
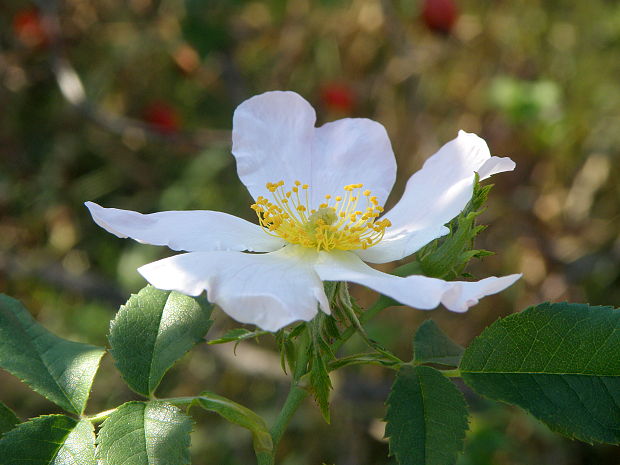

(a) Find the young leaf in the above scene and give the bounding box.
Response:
[0,294,105,414]
[0,402,19,438]
[385,366,469,465]
[96,401,192,465]
[109,286,213,396]
[460,302,620,444]
[413,320,464,367]
[0,415,96,465]
[196,391,273,454]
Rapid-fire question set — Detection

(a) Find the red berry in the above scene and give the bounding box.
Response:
[13,8,49,48]
[143,101,181,134]
[421,0,458,35]
[320,83,356,113]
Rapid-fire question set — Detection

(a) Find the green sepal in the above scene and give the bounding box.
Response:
[0,294,105,414]
[395,176,492,280]
[461,302,620,445]
[309,348,332,423]
[413,320,464,367]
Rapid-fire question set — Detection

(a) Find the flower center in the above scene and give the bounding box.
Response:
[251,180,391,251]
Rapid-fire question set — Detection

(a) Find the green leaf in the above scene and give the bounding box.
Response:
[385,366,469,465]
[0,294,105,414]
[109,286,213,396]
[195,391,273,454]
[0,415,96,464]
[460,302,620,444]
[208,328,267,345]
[0,402,19,438]
[413,320,464,367]
[96,401,192,465]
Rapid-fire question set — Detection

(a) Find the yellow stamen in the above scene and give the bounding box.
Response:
[251,181,390,251]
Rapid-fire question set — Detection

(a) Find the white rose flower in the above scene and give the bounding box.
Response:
[86,91,520,331]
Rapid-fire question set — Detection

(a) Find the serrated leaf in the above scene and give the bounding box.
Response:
[460,302,620,444]
[52,420,97,465]
[208,328,267,345]
[385,366,469,465]
[109,286,213,396]
[413,320,464,367]
[0,402,19,438]
[0,294,105,414]
[196,391,273,454]
[0,415,96,464]
[96,401,192,465]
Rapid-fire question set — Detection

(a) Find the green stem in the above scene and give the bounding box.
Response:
[269,384,309,449]
[266,325,312,462]
[441,368,461,378]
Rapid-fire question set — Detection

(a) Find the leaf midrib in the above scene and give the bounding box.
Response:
[146,293,172,395]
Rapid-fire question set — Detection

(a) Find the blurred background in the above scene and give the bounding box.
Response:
[1,0,620,463]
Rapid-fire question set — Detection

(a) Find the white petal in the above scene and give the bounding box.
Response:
[315,250,520,312]
[477,156,516,180]
[232,91,397,206]
[356,131,516,264]
[232,91,315,201]
[138,247,329,332]
[439,274,522,313]
[310,118,396,207]
[85,201,284,253]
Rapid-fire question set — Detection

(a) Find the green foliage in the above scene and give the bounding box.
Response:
[460,302,620,444]
[0,294,105,415]
[195,391,273,454]
[0,402,19,439]
[413,320,464,367]
[489,76,562,124]
[385,366,469,465]
[0,415,96,465]
[396,178,493,280]
[108,286,213,397]
[95,401,192,465]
